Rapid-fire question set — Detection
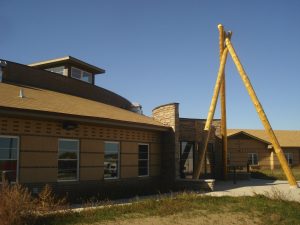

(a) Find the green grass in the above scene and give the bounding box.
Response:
[36,192,300,225]
[251,167,300,180]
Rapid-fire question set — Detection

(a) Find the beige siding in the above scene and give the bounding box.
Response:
[120,142,138,178]
[20,152,57,167]
[150,154,160,166]
[150,166,160,176]
[21,136,57,152]
[19,136,57,183]
[80,153,103,167]
[121,166,138,178]
[81,139,104,153]
[80,167,103,181]
[20,168,57,183]
[121,142,138,154]
[228,136,270,168]
[150,143,161,154]
[0,117,163,184]
[273,147,300,168]
[121,154,138,166]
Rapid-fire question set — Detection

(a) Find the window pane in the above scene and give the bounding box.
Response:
[105,153,118,161]
[0,160,17,182]
[59,140,78,151]
[58,151,77,159]
[138,152,148,160]
[58,139,78,181]
[105,142,119,153]
[138,160,148,168]
[46,66,64,75]
[82,71,92,83]
[58,160,77,170]
[0,138,18,160]
[285,153,293,165]
[71,67,81,79]
[104,161,118,178]
[58,160,77,180]
[253,154,258,164]
[139,168,148,176]
[0,137,18,150]
[138,145,149,176]
[104,142,119,179]
[180,142,194,178]
[0,149,17,159]
[248,154,252,164]
[248,153,258,165]
[139,145,148,152]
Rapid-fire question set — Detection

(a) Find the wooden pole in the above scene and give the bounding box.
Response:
[218,24,228,180]
[225,38,298,188]
[193,47,229,179]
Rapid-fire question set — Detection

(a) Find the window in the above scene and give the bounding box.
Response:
[179,142,194,179]
[45,66,65,75]
[248,153,258,165]
[58,139,79,181]
[138,144,149,177]
[104,142,119,179]
[0,136,18,182]
[71,67,92,83]
[285,153,293,166]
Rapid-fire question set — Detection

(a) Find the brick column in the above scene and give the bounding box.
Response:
[152,103,180,183]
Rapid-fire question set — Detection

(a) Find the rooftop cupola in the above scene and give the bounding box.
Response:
[28,56,105,85]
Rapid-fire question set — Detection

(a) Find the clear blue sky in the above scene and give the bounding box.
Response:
[1,0,300,129]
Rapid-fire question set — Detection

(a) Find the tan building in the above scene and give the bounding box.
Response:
[0,56,221,198]
[227,129,300,169]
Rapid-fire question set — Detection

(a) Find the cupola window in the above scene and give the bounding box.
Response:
[71,67,92,83]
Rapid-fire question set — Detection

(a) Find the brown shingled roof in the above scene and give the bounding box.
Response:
[228,129,300,147]
[0,83,167,130]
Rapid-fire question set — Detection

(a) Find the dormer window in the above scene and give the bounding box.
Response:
[28,56,105,85]
[45,66,65,75]
[71,67,92,83]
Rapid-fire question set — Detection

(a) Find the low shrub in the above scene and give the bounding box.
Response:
[0,181,35,225]
[0,182,67,225]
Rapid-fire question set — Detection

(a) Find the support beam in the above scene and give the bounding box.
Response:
[193,47,229,179]
[218,24,228,180]
[225,38,298,188]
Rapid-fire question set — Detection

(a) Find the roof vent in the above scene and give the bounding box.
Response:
[19,89,25,98]
[131,102,143,115]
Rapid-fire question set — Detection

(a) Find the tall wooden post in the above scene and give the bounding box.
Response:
[218,24,228,180]
[225,38,298,188]
[193,48,229,179]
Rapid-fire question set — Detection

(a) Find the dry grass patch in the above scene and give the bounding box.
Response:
[38,192,300,225]
[0,182,67,225]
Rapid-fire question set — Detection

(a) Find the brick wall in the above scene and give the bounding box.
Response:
[152,103,180,182]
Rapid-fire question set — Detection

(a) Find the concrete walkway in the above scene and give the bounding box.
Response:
[205,179,300,202]
[71,179,300,211]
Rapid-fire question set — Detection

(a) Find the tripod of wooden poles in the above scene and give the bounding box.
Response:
[192,24,298,188]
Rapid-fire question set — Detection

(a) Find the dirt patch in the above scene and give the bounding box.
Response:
[91,212,261,225]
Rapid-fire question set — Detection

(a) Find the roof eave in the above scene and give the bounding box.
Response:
[28,56,105,74]
[228,131,271,145]
[0,107,170,132]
